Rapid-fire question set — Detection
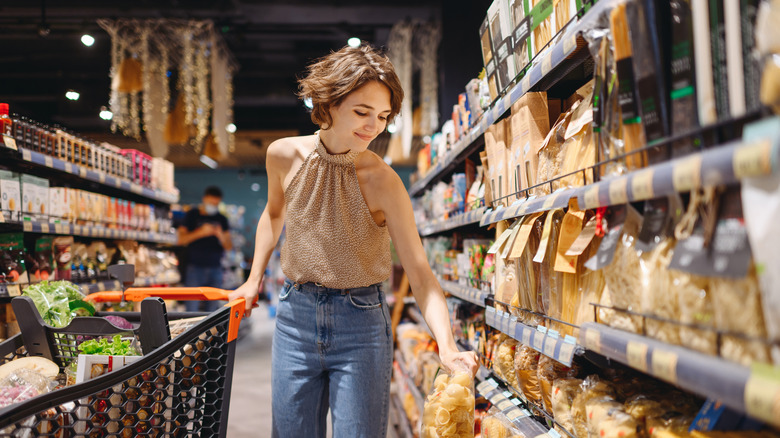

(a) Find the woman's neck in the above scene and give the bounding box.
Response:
[318,129,352,155]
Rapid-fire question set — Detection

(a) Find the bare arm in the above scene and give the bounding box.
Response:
[229,139,289,313]
[379,170,479,375]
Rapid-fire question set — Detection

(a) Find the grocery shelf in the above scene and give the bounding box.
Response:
[395,350,425,414]
[418,206,486,236]
[481,187,580,226]
[9,147,179,204]
[14,218,177,244]
[390,392,415,438]
[407,0,621,198]
[579,322,780,428]
[439,278,489,307]
[475,375,555,437]
[485,307,579,367]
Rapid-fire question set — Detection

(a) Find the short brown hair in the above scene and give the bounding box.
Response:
[298,45,404,129]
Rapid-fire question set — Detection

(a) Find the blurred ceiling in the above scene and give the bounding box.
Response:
[0,0,443,167]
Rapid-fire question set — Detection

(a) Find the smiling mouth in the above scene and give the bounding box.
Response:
[355,132,373,141]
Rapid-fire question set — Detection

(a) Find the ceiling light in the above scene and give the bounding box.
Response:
[348,37,361,48]
[303,97,313,109]
[99,107,113,120]
[65,90,80,101]
[226,123,237,133]
[200,155,218,169]
[387,123,397,134]
[251,183,260,192]
[81,34,95,46]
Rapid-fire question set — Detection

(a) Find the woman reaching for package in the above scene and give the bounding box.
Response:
[229,44,479,437]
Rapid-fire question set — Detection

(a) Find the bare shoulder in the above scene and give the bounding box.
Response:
[356,150,405,195]
[267,135,317,166]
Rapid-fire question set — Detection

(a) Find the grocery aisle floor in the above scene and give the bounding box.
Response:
[227,305,399,438]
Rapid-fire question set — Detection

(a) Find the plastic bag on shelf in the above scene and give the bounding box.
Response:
[601,227,644,334]
[494,336,520,390]
[514,345,542,404]
[536,111,572,197]
[639,239,679,345]
[536,209,565,331]
[709,265,771,366]
[574,236,605,328]
[673,271,717,356]
[624,395,666,434]
[596,410,639,438]
[585,397,625,438]
[481,407,526,438]
[421,367,475,438]
[551,378,583,435]
[571,376,618,438]
[537,355,581,413]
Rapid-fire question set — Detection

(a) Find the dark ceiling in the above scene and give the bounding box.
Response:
[0,0,489,167]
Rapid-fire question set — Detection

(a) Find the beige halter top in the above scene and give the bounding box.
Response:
[280,134,392,289]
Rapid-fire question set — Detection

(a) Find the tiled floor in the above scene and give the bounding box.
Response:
[226,306,401,437]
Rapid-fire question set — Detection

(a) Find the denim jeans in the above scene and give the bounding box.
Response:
[271,279,393,438]
[183,265,224,312]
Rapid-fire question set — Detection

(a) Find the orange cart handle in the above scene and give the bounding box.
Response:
[86,287,234,303]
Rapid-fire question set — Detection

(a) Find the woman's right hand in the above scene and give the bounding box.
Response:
[229,280,262,317]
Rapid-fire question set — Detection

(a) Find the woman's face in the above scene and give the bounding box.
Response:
[327,80,392,152]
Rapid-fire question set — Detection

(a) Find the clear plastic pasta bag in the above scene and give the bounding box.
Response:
[494,336,520,389]
[551,378,583,435]
[571,376,618,438]
[480,407,526,438]
[421,366,475,438]
[537,355,580,413]
[513,345,542,404]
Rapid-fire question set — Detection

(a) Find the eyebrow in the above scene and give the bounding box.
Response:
[354,103,391,114]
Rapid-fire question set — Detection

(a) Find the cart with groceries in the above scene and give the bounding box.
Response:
[0,264,249,437]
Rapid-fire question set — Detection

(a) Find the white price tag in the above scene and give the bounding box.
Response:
[542,55,553,76]
[522,327,532,346]
[44,156,53,168]
[79,167,87,178]
[564,35,576,55]
[532,332,545,351]
[21,149,31,161]
[631,170,655,201]
[3,135,18,150]
[627,341,649,373]
[651,350,678,384]
[543,337,557,358]
[64,162,73,174]
[584,328,601,353]
[23,221,33,232]
[99,173,106,184]
[559,341,576,364]
[609,177,628,205]
[40,223,50,234]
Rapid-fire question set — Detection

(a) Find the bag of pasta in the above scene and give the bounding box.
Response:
[571,376,618,438]
[421,367,475,438]
[493,336,520,389]
[537,354,581,412]
[513,345,541,403]
[551,378,583,434]
[481,407,526,438]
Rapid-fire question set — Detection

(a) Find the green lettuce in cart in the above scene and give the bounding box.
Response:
[22,280,89,328]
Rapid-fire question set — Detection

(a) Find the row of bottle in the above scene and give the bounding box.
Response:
[0,103,151,186]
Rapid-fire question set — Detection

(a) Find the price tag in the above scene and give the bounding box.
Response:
[497,400,514,411]
[131,184,144,194]
[584,328,601,353]
[502,391,513,399]
[626,341,649,373]
[64,162,73,174]
[54,223,64,234]
[99,173,106,183]
[559,341,576,365]
[651,350,678,384]
[23,221,33,232]
[44,156,53,168]
[79,167,87,178]
[542,192,558,210]
[543,336,557,358]
[533,331,545,351]
[40,223,50,233]
[548,429,562,438]
[744,363,780,425]
[631,170,655,201]
[541,54,553,76]
[7,285,21,297]
[564,35,576,55]
[3,135,18,150]
[522,75,531,93]
[609,177,628,205]
[511,398,522,406]
[734,140,772,179]
[672,155,702,192]
[506,409,523,421]
[477,381,494,394]
[522,327,532,346]
[584,185,600,209]
[21,149,31,161]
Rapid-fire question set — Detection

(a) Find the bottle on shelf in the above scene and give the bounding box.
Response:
[0,103,12,139]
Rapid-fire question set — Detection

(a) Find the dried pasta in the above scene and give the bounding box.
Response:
[494,336,520,389]
[639,239,679,345]
[538,355,580,413]
[514,345,542,403]
[551,378,583,435]
[601,232,644,334]
[421,370,475,438]
[575,237,606,328]
[585,397,625,438]
[673,271,717,356]
[709,265,771,366]
[571,376,618,438]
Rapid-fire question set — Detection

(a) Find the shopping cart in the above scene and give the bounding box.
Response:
[0,266,251,437]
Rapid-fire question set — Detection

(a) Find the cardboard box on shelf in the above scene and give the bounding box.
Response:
[20,174,48,218]
[0,171,21,222]
[510,92,550,194]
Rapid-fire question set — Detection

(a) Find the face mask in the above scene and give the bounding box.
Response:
[204,204,219,215]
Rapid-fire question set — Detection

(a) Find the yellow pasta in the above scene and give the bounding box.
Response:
[421,370,475,438]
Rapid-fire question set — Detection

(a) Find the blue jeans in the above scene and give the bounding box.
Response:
[272,279,393,438]
[184,265,224,312]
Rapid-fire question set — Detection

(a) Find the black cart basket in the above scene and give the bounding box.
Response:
[0,284,247,437]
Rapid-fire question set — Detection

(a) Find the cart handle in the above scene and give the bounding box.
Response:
[86,287,255,343]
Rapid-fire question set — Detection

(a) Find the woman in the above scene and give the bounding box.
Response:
[230,44,479,437]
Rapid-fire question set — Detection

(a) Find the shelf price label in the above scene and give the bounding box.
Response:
[632,170,655,201]
[734,140,772,179]
[672,155,702,192]
[23,221,33,232]
[541,54,553,76]
[44,156,53,168]
[744,363,780,426]
[64,163,73,174]
[2,135,18,150]
[39,223,50,234]
[651,350,678,384]
[533,331,545,352]
[609,177,628,205]
[98,173,106,184]
[543,336,557,358]
[583,185,600,209]
[584,328,601,353]
[522,327,532,346]
[79,167,87,178]
[522,75,531,93]
[559,340,576,365]
[626,341,649,373]
[21,149,31,161]
[564,35,576,55]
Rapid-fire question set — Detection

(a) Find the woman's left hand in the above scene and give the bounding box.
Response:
[439,350,480,377]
